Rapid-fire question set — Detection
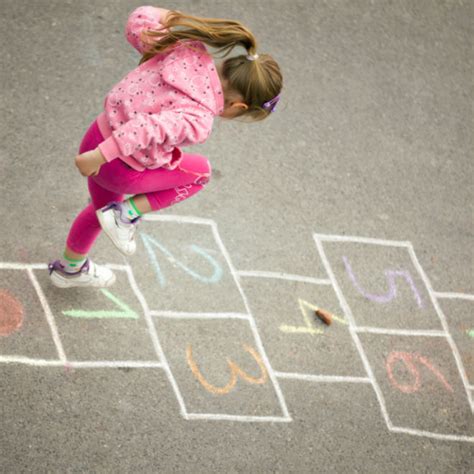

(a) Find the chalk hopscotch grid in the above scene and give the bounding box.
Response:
[0,225,472,438]
[139,214,292,423]
[0,260,291,423]
[235,269,373,385]
[313,233,474,443]
[0,263,166,370]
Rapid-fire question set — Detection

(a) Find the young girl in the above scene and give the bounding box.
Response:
[48,5,283,288]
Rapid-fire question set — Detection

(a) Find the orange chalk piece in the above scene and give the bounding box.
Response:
[314,308,333,326]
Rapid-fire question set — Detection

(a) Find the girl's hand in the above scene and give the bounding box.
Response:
[75,148,106,177]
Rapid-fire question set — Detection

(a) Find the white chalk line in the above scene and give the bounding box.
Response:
[354,327,447,337]
[0,262,129,272]
[407,245,474,413]
[275,372,371,384]
[124,265,189,419]
[236,270,331,285]
[0,356,63,367]
[433,291,474,301]
[149,311,251,320]
[69,360,164,369]
[313,235,402,432]
[0,356,163,369]
[389,426,474,444]
[104,263,129,271]
[313,233,411,248]
[184,413,292,423]
[0,262,47,270]
[211,221,292,422]
[26,268,67,363]
[143,213,215,226]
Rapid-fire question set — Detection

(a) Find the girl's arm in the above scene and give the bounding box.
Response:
[97,107,214,169]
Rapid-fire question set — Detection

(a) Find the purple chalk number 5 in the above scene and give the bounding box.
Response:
[342,256,424,308]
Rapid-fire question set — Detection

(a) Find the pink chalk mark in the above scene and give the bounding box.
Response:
[385,351,454,394]
[386,351,421,393]
[342,256,424,308]
[416,354,454,393]
[0,289,24,336]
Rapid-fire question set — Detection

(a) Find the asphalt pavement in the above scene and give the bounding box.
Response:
[0,0,473,472]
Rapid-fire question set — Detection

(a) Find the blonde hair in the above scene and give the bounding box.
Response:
[138,10,283,122]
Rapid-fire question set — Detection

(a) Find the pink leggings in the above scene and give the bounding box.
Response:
[66,119,211,254]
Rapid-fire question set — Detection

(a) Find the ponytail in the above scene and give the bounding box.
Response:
[138,10,283,122]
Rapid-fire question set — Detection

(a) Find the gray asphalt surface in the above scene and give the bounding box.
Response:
[1,0,473,472]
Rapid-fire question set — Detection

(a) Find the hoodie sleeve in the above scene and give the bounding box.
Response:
[97,106,214,168]
[125,5,171,54]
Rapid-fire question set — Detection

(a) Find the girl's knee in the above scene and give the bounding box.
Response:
[179,153,212,185]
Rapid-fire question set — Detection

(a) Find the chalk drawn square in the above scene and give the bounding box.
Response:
[436,297,474,386]
[358,333,474,437]
[130,216,247,314]
[0,269,59,359]
[239,277,367,378]
[153,316,289,421]
[33,268,159,362]
[315,236,443,330]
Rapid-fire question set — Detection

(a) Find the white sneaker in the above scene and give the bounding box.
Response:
[48,259,116,288]
[96,201,140,256]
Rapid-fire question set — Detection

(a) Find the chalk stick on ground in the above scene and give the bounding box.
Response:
[315,308,333,326]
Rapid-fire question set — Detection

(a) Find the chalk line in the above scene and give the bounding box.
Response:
[184,413,291,423]
[149,311,251,320]
[433,291,474,301]
[0,356,164,369]
[407,245,474,413]
[389,426,474,444]
[211,221,292,421]
[236,270,331,285]
[104,263,129,271]
[68,360,164,369]
[124,264,189,419]
[27,268,67,363]
[354,327,447,337]
[275,372,371,384]
[313,234,399,430]
[0,356,64,367]
[0,262,47,270]
[313,233,411,248]
[143,213,214,226]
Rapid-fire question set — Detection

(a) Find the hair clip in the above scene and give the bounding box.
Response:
[262,93,281,113]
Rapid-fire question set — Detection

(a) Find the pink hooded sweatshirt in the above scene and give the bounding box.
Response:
[96,5,225,171]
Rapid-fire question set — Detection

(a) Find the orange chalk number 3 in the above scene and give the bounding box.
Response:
[186,344,268,395]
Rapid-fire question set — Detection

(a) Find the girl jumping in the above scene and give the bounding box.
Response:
[48,5,283,288]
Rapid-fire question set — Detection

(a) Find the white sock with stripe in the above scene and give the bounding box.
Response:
[121,197,142,221]
[60,252,87,273]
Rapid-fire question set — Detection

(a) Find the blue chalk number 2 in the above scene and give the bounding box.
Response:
[140,233,223,287]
